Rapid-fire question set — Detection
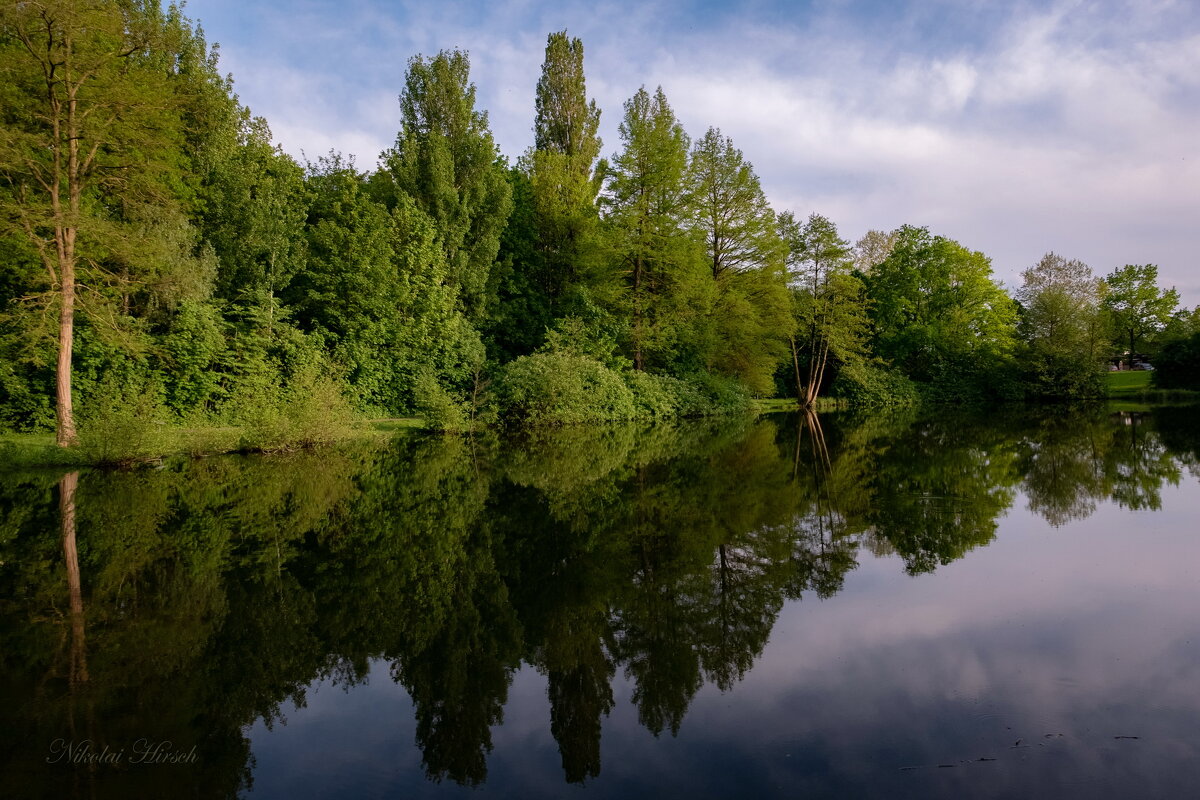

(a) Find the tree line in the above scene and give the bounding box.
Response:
[2,2,1194,446]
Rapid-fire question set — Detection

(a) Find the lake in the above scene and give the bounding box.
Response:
[3,406,1200,798]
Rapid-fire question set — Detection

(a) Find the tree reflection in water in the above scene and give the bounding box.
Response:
[0,406,1192,796]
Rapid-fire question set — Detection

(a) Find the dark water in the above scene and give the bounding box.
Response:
[3,407,1200,799]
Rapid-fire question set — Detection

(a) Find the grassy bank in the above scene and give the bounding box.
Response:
[0,418,425,469]
[1104,370,1200,406]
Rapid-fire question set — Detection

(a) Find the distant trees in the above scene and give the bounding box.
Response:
[1015,252,1106,398]
[1103,264,1179,368]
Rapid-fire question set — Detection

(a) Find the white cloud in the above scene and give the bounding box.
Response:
[190,0,1200,300]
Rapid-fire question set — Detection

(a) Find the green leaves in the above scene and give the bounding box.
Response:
[1015,253,1106,398]
[866,225,1017,397]
[1103,263,1179,364]
[381,49,513,324]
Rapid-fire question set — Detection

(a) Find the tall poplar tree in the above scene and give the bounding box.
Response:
[528,31,604,315]
[379,49,512,323]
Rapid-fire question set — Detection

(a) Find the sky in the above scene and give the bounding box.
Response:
[183,0,1200,302]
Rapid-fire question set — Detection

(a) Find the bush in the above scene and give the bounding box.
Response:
[831,361,920,407]
[626,372,690,418]
[493,353,636,425]
[233,365,358,452]
[77,377,174,466]
[412,370,469,431]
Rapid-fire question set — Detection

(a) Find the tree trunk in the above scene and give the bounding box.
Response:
[56,257,77,447]
[790,335,803,406]
[633,254,644,371]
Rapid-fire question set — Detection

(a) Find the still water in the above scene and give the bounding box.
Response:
[2,407,1200,798]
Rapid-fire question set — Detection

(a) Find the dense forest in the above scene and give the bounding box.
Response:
[1,1,1196,451]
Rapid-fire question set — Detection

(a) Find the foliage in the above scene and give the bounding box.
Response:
[865,225,1018,401]
[830,360,920,407]
[1015,252,1106,399]
[379,49,513,323]
[1154,332,1200,390]
[493,353,636,425]
[1102,263,1179,365]
[233,364,357,452]
[76,375,174,466]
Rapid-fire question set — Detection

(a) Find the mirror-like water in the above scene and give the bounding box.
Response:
[3,407,1200,798]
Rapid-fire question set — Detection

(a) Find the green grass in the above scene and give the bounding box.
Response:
[1104,370,1153,397]
[755,398,801,413]
[1104,370,1200,406]
[369,417,426,432]
[754,397,848,413]
[0,416,428,469]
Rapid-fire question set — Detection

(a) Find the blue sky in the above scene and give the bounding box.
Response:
[184,0,1200,301]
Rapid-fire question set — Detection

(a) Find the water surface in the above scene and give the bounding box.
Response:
[3,407,1199,798]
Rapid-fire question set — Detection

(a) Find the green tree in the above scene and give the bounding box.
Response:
[603,86,707,372]
[0,0,194,444]
[1103,263,1179,368]
[687,128,789,394]
[200,116,308,318]
[495,31,607,357]
[1015,252,1106,398]
[866,225,1017,397]
[379,49,513,323]
[779,212,871,406]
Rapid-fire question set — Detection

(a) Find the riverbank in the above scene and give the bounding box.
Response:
[1104,370,1200,407]
[0,418,425,469]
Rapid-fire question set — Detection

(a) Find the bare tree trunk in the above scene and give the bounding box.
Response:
[790,335,803,406]
[633,255,644,371]
[56,259,78,446]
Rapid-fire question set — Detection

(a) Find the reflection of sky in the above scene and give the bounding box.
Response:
[246,482,1200,798]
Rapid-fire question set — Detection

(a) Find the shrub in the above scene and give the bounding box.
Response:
[831,361,920,407]
[234,365,358,452]
[1155,333,1200,390]
[493,353,636,425]
[412,370,469,432]
[76,377,174,466]
[626,372,687,418]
